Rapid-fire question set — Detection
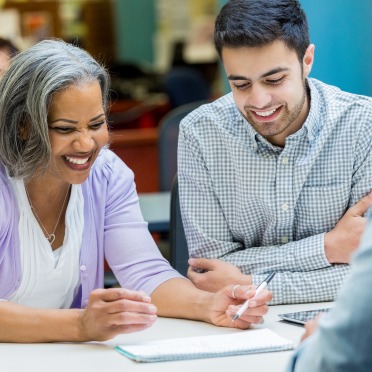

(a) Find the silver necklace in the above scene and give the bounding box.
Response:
[25,184,71,245]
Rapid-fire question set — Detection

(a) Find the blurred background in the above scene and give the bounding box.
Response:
[1,0,371,275]
[2,0,370,115]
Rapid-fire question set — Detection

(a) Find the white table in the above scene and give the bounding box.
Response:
[0,302,331,372]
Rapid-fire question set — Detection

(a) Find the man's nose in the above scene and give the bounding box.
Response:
[245,84,271,109]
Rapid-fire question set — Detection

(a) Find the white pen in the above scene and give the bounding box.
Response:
[232,272,275,321]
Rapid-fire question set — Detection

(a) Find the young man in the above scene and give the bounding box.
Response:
[287,207,372,370]
[177,0,372,304]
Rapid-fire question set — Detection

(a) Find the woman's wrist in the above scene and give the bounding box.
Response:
[195,290,216,324]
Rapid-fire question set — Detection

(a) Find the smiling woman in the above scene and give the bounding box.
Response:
[0,39,272,343]
[47,82,109,185]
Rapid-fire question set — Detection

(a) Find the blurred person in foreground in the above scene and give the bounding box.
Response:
[288,206,372,371]
[0,39,271,343]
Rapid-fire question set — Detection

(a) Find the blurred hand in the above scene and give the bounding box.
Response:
[79,288,157,341]
[187,258,251,292]
[301,315,322,342]
[325,192,372,263]
[208,284,272,329]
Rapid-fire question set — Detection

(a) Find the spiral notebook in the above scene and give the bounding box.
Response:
[115,328,294,363]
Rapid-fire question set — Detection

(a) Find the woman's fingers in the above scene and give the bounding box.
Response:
[110,323,154,335]
[105,310,157,327]
[91,288,158,318]
[226,305,268,325]
[228,303,269,317]
[233,316,263,328]
[80,288,158,340]
[90,288,151,303]
[229,285,272,305]
[225,286,270,326]
[105,298,157,315]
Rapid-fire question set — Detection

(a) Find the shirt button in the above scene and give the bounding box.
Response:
[282,157,289,164]
[282,203,289,211]
[80,265,86,271]
[281,236,289,243]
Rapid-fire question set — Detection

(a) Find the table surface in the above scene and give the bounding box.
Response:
[0,302,332,372]
[138,192,171,233]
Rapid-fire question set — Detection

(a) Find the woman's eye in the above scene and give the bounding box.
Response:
[89,121,105,130]
[48,120,105,133]
[51,127,75,134]
[266,76,284,85]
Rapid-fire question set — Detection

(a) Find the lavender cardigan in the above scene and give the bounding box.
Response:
[0,149,182,308]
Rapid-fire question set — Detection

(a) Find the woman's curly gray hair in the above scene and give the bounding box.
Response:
[0,39,110,179]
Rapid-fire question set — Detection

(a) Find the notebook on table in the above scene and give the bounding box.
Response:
[115,328,294,363]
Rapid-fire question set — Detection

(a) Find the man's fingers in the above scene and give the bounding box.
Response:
[348,192,372,216]
[187,267,197,280]
[188,257,218,270]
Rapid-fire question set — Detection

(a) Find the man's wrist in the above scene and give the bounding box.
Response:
[324,232,336,263]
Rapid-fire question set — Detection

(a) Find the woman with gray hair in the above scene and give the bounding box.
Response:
[0,39,271,342]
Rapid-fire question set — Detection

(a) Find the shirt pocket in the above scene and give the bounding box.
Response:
[295,182,350,237]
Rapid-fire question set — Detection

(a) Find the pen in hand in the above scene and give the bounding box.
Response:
[232,272,275,321]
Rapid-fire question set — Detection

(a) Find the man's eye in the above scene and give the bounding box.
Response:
[233,83,250,90]
[266,76,284,85]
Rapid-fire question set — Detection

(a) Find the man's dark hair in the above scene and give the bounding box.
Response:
[214,0,310,62]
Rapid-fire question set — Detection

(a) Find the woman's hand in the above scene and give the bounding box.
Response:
[208,284,272,329]
[79,288,158,341]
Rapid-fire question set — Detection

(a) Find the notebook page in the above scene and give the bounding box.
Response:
[115,328,294,362]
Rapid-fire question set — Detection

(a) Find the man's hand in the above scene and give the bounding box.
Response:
[325,192,372,264]
[187,258,251,292]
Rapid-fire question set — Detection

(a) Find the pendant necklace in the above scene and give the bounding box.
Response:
[25,184,71,245]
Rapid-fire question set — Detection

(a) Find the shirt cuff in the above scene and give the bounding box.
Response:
[294,233,330,271]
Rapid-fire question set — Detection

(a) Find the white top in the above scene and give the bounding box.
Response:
[7,176,84,309]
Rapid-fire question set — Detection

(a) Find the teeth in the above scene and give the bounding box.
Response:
[254,108,277,117]
[65,156,89,165]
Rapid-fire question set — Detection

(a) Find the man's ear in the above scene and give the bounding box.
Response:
[303,44,315,78]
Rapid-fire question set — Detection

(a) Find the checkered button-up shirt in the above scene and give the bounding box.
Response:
[178,78,372,304]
